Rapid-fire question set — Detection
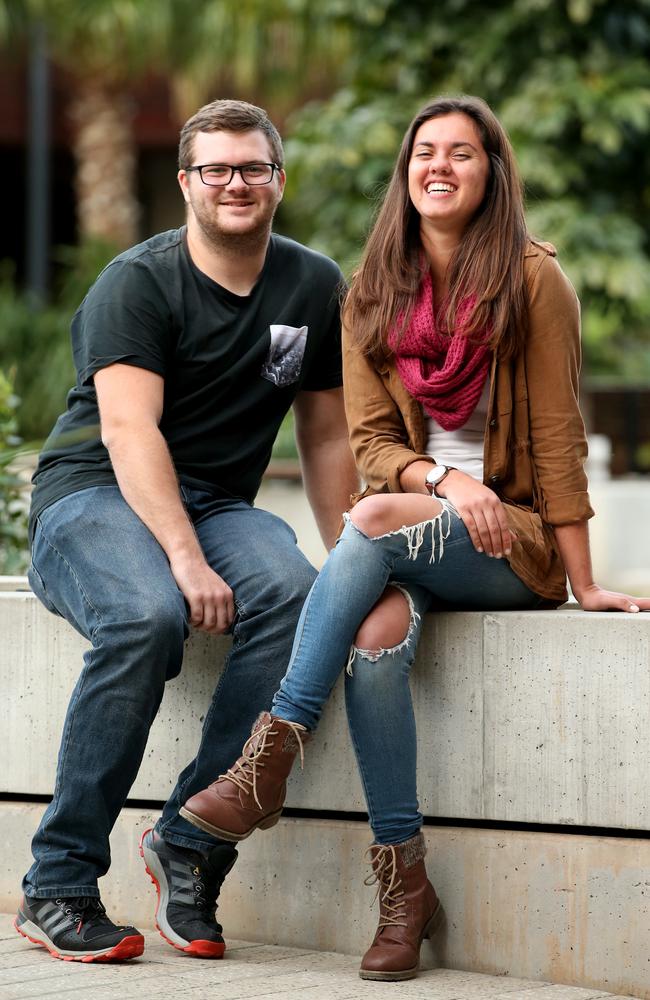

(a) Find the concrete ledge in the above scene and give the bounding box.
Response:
[1,803,649,998]
[2,592,650,829]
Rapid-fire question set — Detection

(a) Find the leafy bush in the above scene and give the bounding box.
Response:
[0,240,116,440]
[282,0,650,381]
[0,369,31,575]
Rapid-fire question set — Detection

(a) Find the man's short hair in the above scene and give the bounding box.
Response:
[178,99,284,170]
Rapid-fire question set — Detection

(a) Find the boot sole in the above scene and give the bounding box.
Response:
[358,900,444,981]
[359,964,419,982]
[179,806,282,842]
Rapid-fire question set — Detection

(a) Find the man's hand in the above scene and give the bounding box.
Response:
[437,469,515,559]
[95,364,235,635]
[170,554,235,634]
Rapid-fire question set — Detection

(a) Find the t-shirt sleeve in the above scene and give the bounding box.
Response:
[300,281,345,391]
[72,258,175,387]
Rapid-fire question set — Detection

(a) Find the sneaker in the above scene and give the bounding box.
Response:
[15,894,144,962]
[139,827,237,958]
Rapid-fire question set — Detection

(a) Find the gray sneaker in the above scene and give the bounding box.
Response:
[15,894,144,962]
[139,827,237,958]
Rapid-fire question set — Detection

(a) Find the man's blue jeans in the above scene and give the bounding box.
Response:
[272,504,543,845]
[24,484,317,899]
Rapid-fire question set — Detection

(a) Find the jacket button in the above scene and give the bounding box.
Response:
[489,474,500,484]
[489,418,497,428]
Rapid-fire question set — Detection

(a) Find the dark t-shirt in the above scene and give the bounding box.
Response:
[30,228,344,535]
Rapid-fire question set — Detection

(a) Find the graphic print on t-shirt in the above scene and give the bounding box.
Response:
[261,324,308,387]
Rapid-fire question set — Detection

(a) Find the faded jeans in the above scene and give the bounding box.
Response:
[272,503,543,845]
[24,484,316,898]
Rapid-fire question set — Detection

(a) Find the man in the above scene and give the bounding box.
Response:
[16,99,358,963]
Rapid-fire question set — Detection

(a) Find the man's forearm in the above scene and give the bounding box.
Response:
[299,437,359,550]
[104,422,203,565]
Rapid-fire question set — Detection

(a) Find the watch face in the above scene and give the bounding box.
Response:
[426,466,446,485]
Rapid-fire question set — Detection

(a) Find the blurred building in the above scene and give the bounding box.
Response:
[0,54,183,286]
[582,381,650,478]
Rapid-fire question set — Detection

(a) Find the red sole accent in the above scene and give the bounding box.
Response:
[14,918,144,963]
[139,829,225,960]
[180,938,226,958]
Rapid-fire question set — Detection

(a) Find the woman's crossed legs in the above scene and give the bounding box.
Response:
[181,493,540,844]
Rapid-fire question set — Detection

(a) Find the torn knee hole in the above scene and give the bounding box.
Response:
[353,586,412,651]
[353,620,410,654]
[346,584,420,675]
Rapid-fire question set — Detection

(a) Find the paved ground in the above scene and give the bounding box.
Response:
[0,915,640,1000]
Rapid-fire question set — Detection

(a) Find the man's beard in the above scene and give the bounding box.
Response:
[190,198,276,255]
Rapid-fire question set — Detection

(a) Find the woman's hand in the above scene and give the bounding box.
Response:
[554,522,650,613]
[436,469,515,558]
[574,584,650,613]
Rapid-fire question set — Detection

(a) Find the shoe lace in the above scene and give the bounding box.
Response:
[363,845,407,929]
[190,862,217,914]
[219,718,306,809]
[187,858,226,932]
[55,896,110,934]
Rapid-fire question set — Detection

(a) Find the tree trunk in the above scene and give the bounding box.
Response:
[69,82,140,248]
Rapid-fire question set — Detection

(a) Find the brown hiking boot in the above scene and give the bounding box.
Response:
[180,712,308,842]
[359,832,443,981]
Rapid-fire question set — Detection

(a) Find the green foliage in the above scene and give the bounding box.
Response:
[282,0,650,379]
[271,410,298,461]
[0,0,356,115]
[0,240,116,439]
[0,369,31,574]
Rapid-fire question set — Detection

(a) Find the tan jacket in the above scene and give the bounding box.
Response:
[342,241,594,603]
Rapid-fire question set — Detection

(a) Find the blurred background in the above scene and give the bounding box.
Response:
[0,0,648,584]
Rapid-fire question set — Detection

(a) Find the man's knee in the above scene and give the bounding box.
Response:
[100,590,187,682]
[255,557,316,615]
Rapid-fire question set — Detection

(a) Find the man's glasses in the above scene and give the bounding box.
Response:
[185,163,280,187]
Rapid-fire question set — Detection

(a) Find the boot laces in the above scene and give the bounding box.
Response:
[218,718,306,809]
[363,845,407,928]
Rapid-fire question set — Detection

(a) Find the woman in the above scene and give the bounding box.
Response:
[180,96,650,981]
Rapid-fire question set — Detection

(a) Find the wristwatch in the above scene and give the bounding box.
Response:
[425,465,456,497]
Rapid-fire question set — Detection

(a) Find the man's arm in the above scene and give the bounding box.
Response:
[94,363,234,634]
[293,387,359,551]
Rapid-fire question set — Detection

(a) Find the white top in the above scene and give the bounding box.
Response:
[425,381,489,481]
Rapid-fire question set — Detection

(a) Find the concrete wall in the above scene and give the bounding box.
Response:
[1,804,648,999]
[3,593,649,830]
[2,588,650,996]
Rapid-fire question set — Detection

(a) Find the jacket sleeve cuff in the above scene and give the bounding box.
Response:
[541,491,595,525]
[386,453,435,493]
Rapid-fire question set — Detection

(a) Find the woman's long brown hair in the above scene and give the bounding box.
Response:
[343,95,530,360]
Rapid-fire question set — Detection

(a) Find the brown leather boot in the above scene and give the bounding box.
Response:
[359,831,442,981]
[179,712,308,842]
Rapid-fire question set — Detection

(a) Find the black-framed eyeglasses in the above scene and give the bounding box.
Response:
[185,162,280,186]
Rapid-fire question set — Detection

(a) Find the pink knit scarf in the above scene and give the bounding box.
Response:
[389,269,490,430]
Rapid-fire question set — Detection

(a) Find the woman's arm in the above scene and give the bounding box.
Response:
[525,253,592,525]
[524,253,648,610]
[342,330,433,493]
[555,521,650,612]
[345,339,512,557]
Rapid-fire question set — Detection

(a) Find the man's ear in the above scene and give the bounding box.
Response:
[177,170,191,204]
[277,168,287,201]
